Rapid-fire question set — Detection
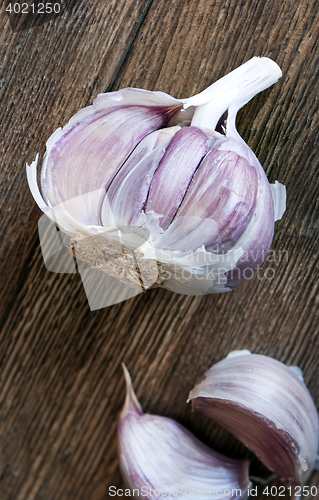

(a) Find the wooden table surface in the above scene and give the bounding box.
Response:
[0,0,318,499]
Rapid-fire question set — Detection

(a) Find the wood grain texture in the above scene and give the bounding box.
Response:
[0,0,318,499]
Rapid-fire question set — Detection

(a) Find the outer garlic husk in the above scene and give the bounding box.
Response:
[27,57,286,296]
[118,365,251,499]
[188,350,319,493]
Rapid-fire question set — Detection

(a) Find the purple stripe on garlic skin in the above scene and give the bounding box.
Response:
[188,351,319,493]
[118,365,251,500]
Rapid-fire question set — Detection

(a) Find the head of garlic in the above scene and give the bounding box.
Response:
[118,364,251,499]
[188,350,319,492]
[27,57,286,299]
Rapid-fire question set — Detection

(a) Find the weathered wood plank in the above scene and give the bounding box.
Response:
[0,0,318,498]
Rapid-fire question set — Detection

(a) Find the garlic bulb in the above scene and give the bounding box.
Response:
[188,350,319,490]
[118,365,251,499]
[27,57,286,300]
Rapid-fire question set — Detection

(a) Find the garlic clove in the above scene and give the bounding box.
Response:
[101,129,172,229]
[145,126,210,231]
[118,365,251,499]
[188,351,319,489]
[174,139,259,253]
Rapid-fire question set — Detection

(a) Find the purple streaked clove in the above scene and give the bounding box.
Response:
[27,57,286,297]
[117,364,251,499]
[188,350,319,495]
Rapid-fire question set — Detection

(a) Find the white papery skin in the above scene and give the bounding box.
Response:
[27,57,286,295]
[188,351,319,493]
[118,365,250,500]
